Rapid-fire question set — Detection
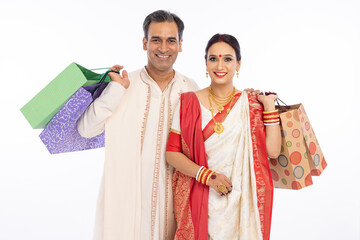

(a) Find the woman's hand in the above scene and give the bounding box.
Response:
[108,65,130,89]
[207,173,232,196]
[244,88,260,96]
[257,92,278,111]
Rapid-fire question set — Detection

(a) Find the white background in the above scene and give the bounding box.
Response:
[0,0,359,239]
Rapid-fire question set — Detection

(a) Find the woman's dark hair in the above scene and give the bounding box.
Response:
[205,34,241,61]
[143,10,185,40]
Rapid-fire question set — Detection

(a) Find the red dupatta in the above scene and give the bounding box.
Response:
[169,92,273,240]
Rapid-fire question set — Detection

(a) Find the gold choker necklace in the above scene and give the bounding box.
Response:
[209,86,236,112]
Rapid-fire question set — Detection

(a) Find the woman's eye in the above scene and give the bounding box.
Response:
[209,57,216,62]
[225,57,232,62]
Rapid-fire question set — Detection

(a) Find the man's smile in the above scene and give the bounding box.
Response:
[156,54,170,60]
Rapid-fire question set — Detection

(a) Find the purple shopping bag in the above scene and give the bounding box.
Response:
[39,72,113,154]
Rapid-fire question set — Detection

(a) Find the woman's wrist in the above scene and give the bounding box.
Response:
[262,101,276,111]
[196,166,215,186]
[263,109,280,125]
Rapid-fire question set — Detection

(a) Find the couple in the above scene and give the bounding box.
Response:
[77,10,280,240]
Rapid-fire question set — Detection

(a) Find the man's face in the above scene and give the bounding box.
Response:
[143,21,182,73]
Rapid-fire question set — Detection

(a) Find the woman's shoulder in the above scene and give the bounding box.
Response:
[180,88,207,98]
[194,88,208,95]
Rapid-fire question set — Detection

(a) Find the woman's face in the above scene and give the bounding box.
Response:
[206,42,241,85]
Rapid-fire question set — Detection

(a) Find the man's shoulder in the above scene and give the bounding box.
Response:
[175,71,199,91]
[128,68,143,79]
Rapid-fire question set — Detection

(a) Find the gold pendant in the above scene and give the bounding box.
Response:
[218,105,224,112]
[214,123,224,134]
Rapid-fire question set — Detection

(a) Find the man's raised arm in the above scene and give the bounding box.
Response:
[77,65,130,138]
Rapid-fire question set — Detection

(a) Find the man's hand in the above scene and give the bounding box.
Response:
[108,65,130,89]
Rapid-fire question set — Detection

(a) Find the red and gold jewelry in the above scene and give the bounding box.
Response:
[196,166,215,186]
[263,109,280,125]
[206,171,215,185]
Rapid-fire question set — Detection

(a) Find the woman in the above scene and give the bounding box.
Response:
[166,34,281,240]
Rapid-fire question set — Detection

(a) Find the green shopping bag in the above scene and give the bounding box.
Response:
[20,62,111,129]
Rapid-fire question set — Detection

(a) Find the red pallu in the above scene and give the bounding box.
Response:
[167,92,274,240]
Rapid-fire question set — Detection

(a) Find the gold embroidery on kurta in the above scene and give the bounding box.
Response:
[139,73,151,152]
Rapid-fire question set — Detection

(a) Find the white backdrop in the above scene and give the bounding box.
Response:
[0,0,359,239]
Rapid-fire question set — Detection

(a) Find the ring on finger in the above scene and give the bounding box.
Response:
[217,184,227,193]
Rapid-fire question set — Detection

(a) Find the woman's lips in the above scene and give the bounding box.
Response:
[214,72,227,78]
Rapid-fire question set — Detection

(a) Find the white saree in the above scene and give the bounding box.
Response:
[171,92,263,240]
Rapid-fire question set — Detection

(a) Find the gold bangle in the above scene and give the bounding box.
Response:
[263,110,278,114]
[206,171,214,186]
[263,119,280,123]
[198,168,206,182]
[263,114,280,119]
[201,169,210,185]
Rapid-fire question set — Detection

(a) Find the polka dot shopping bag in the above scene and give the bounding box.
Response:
[269,103,327,189]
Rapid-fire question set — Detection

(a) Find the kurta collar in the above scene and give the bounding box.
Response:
[140,67,178,92]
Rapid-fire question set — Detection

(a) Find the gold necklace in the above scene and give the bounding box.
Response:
[209,86,235,100]
[208,87,236,134]
[209,86,235,112]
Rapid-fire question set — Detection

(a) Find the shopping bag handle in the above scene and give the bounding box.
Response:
[276,98,287,106]
[88,67,120,84]
[98,70,120,83]
[90,67,110,71]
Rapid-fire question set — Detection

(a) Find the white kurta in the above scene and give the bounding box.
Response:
[77,67,198,240]
[171,92,262,240]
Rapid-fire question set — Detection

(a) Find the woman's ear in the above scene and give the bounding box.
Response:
[236,60,241,72]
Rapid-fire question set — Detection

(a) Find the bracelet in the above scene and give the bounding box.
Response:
[263,110,278,114]
[202,169,212,185]
[206,171,215,185]
[263,109,280,125]
[263,114,280,119]
[264,122,280,126]
[196,166,204,181]
[264,119,281,123]
[197,166,215,186]
[197,167,206,182]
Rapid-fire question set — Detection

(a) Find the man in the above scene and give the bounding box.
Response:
[77,10,198,240]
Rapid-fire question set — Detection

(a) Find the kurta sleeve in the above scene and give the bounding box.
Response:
[77,81,125,138]
[166,101,181,152]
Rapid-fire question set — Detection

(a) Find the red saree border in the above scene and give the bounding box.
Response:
[173,92,209,240]
[248,95,274,240]
[203,92,242,141]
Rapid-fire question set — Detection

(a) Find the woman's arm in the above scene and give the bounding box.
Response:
[257,94,282,158]
[166,151,200,178]
[166,151,232,195]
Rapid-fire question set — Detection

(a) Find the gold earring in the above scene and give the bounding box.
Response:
[206,72,209,78]
[236,71,239,78]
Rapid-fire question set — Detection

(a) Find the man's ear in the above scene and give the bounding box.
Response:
[143,37,147,50]
[179,39,183,52]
